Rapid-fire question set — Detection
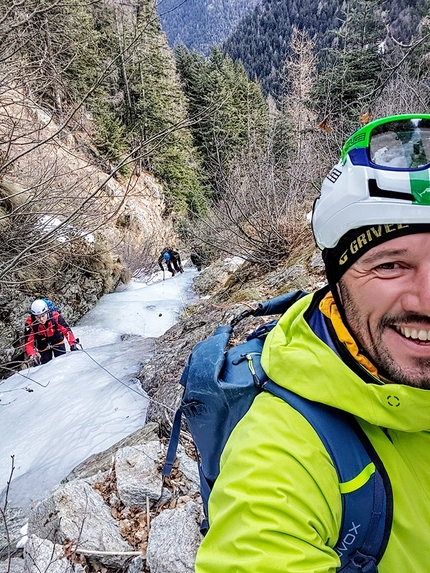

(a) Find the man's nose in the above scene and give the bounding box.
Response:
[402,267,430,314]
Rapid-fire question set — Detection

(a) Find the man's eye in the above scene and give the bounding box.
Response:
[375,262,397,270]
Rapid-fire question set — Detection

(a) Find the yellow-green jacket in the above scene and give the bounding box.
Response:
[195,292,430,573]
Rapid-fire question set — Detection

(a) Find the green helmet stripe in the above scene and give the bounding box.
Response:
[410,171,430,205]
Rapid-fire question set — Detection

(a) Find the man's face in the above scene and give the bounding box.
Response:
[338,233,430,389]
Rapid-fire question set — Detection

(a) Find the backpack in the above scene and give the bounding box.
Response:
[41,298,60,313]
[163,290,393,572]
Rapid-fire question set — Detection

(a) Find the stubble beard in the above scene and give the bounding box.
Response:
[338,280,430,389]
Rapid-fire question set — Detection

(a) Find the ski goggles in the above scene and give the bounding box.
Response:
[342,114,430,171]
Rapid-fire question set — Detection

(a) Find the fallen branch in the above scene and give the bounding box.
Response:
[75,549,144,557]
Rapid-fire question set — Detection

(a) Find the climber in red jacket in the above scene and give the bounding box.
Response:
[24,299,77,366]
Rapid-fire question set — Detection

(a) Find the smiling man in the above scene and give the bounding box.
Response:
[337,232,430,389]
[195,115,430,573]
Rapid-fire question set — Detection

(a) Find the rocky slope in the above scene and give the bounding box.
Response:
[0,90,176,372]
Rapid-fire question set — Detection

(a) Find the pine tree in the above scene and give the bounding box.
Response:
[175,45,269,196]
[314,0,388,132]
[7,0,102,113]
[112,0,207,213]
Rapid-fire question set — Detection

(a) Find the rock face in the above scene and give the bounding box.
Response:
[0,91,175,370]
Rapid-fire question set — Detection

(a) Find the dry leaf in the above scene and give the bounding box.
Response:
[360,110,372,126]
[317,115,332,133]
[111,507,119,519]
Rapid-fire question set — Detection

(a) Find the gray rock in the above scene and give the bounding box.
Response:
[193,258,245,296]
[309,251,325,273]
[146,502,203,573]
[176,447,200,495]
[158,488,173,507]
[115,442,163,508]
[27,481,132,569]
[263,264,306,288]
[0,557,25,573]
[126,555,144,573]
[24,535,73,573]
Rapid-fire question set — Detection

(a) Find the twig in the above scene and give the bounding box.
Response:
[2,456,15,514]
[76,549,143,556]
[0,456,16,570]
[146,496,150,529]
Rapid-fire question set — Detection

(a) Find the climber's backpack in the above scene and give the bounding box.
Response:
[163,290,393,573]
[41,298,60,313]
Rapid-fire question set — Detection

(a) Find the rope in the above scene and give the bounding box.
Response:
[74,345,176,413]
[0,365,51,388]
[1,347,175,414]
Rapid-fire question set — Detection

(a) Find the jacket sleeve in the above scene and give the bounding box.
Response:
[24,318,35,356]
[158,254,164,270]
[195,392,342,573]
[56,313,76,346]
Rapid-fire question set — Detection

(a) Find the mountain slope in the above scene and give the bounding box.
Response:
[158,0,261,55]
[223,0,429,95]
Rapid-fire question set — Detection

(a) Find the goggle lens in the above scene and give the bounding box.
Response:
[369,118,430,169]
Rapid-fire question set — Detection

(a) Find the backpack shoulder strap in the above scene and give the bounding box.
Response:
[49,310,60,327]
[163,324,234,478]
[264,380,392,572]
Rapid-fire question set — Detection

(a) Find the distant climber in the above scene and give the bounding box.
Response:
[190,244,207,272]
[158,247,184,277]
[24,299,78,366]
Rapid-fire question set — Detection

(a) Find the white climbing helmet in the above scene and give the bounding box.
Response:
[312,114,430,250]
[30,299,48,315]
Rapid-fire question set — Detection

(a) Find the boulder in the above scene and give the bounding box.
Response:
[176,446,200,495]
[62,422,159,483]
[0,506,26,560]
[0,557,25,573]
[27,481,132,569]
[146,502,202,573]
[115,442,164,508]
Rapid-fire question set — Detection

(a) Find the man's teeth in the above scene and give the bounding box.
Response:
[398,327,430,341]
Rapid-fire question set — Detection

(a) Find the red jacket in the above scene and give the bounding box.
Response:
[24,311,76,356]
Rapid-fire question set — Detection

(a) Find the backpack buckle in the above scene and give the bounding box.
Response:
[182,401,205,418]
[351,551,378,572]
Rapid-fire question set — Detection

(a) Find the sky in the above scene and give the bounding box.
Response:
[0,268,197,513]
